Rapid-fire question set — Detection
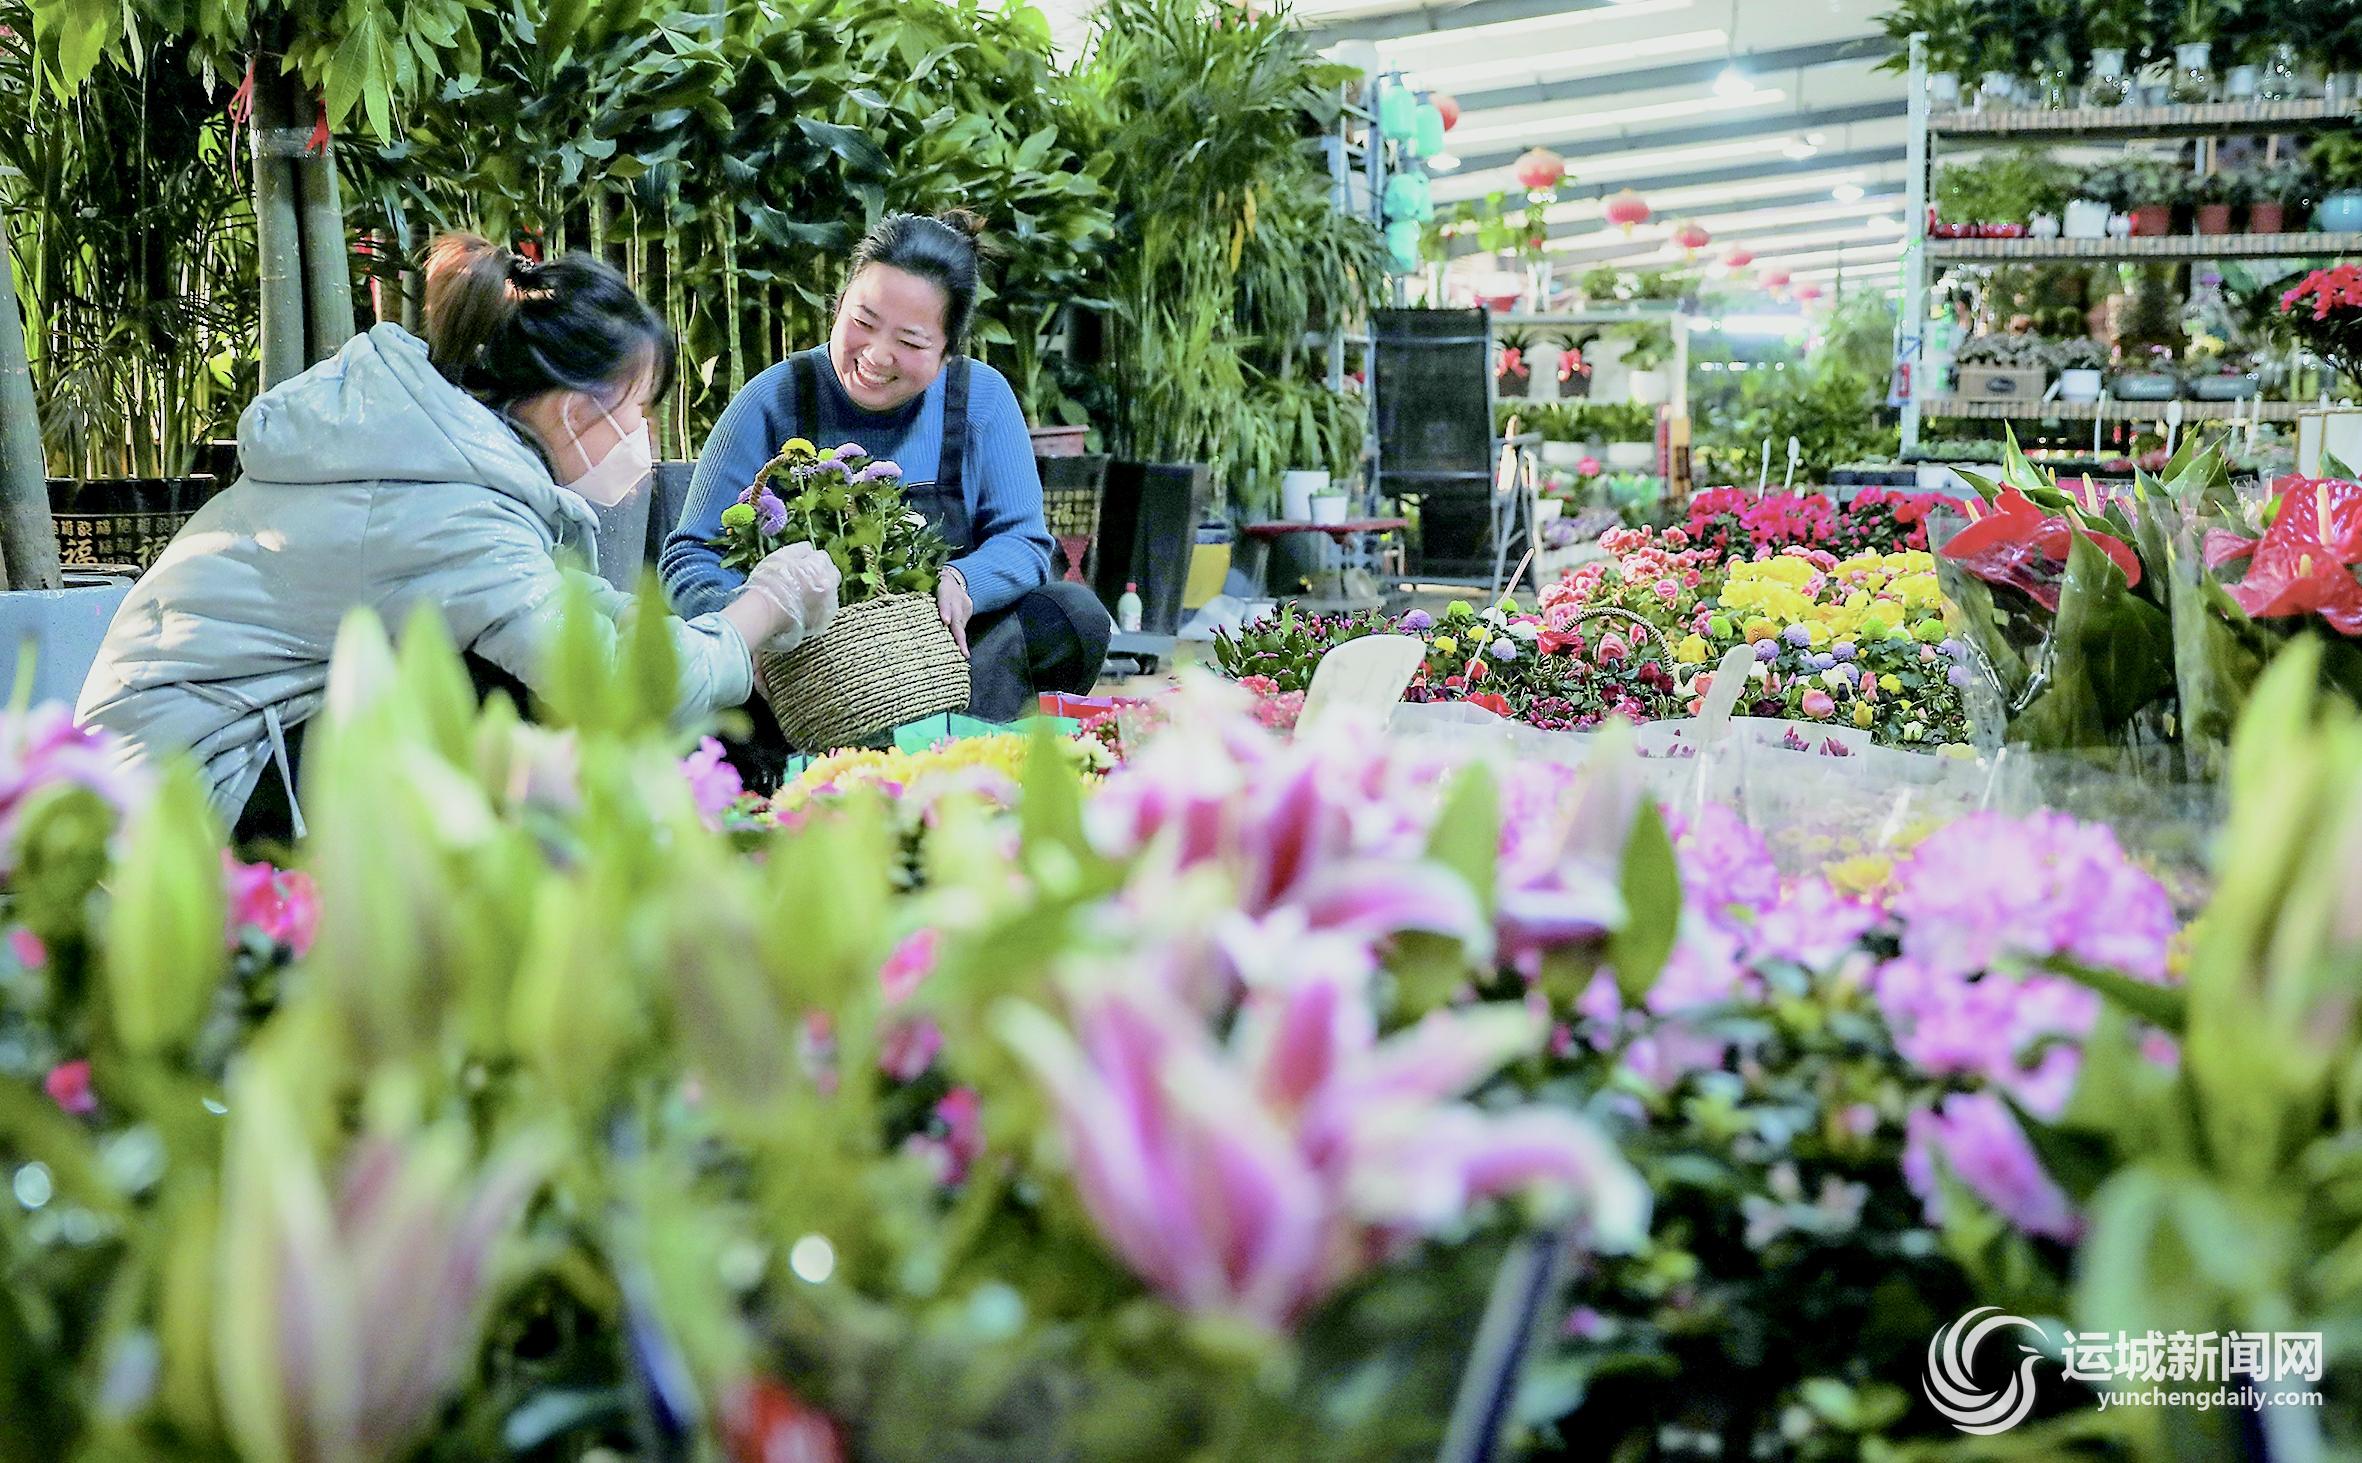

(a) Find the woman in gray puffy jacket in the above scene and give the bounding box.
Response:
[76,234,839,838]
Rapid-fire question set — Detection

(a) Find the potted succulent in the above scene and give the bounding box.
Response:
[2189,171,2237,236]
[2048,336,2108,401]
[1953,332,2052,401]
[2245,160,2298,234]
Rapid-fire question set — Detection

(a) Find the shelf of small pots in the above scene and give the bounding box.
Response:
[1928,217,2031,241]
[1953,332,2052,402]
[2047,338,2108,403]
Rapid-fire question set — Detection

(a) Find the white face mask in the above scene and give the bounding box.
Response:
[559,398,653,508]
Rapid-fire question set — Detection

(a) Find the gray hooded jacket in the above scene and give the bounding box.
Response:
[76,323,753,824]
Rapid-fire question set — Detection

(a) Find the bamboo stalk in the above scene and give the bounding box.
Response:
[251,72,307,388]
[0,189,61,591]
[721,204,744,397]
[289,76,357,364]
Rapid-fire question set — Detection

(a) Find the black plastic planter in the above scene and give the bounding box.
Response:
[1092,459,1210,637]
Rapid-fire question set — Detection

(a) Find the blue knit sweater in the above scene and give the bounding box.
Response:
[661,352,1054,618]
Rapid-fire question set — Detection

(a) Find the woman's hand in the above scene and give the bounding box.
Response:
[937,565,972,657]
[725,543,842,655]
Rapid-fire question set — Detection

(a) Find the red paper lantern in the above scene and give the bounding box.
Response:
[1603,188,1652,234]
[1513,146,1566,193]
[1435,93,1461,130]
[1723,246,1755,269]
[1795,282,1827,302]
[1761,267,1793,289]
[1671,220,1711,253]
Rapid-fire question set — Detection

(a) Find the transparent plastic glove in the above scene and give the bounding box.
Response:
[741,543,842,655]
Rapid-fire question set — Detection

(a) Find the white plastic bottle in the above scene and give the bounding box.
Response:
[1116,581,1143,633]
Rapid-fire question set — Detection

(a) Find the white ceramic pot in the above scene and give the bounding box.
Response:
[2063,198,2110,239]
[1280,469,1328,522]
[1539,441,1590,467]
[1627,368,1670,405]
[2030,212,2060,239]
[2058,368,2104,402]
[1534,498,1564,522]
[2226,64,2261,99]
[1309,493,1349,526]
[2299,407,2362,477]
[1929,71,1962,109]
[2106,212,2134,238]
[1605,440,1655,471]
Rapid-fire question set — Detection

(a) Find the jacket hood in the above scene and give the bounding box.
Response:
[236,323,596,547]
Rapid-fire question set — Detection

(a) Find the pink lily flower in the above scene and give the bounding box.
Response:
[1004,942,1647,1332]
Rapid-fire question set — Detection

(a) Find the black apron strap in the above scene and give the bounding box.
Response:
[790,349,823,446]
[940,356,970,500]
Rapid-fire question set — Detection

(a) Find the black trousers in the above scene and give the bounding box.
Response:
[962,580,1114,722]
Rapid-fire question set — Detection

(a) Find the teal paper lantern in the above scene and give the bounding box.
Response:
[1383,173,1421,221]
[1413,103,1447,159]
[1377,83,1419,140]
[1385,219,1422,272]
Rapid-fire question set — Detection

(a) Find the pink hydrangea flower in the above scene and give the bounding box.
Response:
[1903,1091,2082,1241]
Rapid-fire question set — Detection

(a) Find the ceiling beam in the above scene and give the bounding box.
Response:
[1299,0,1615,48]
[1453,98,1906,177]
[1449,181,1906,258]
[1450,36,1897,114]
[1547,221,1905,267]
[1440,141,1909,208]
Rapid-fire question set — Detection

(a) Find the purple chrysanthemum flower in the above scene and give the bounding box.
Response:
[755,489,789,537]
[1753,640,1778,662]
[1831,641,1857,661]
[1781,623,1812,648]
[1398,608,1435,632]
[1947,664,1973,689]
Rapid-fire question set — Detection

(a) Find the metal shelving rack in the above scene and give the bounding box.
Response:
[1316,79,1399,599]
[1898,34,2362,454]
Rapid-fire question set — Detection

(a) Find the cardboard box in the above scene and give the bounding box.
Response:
[1955,365,2049,402]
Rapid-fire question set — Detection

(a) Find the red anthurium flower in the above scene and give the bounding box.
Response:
[2218,476,2362,635]
[1466,692,1515,717]
[723,1377,843,1463]
[1938,486,2141,610]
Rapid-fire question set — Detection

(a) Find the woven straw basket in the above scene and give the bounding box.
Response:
[756,592,971,749]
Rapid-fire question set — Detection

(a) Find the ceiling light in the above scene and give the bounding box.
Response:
[1782,140,1821,161]
[1806,132,1827,144]
[1832,181,1865,202]
[1867,215,1904,232]
[1713,65,1753,98]
[1429,153,1461,173]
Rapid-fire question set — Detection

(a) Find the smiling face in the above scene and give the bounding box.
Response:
[830,263,951,413]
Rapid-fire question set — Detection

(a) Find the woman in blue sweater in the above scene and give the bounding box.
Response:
[661,210,1110,726]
